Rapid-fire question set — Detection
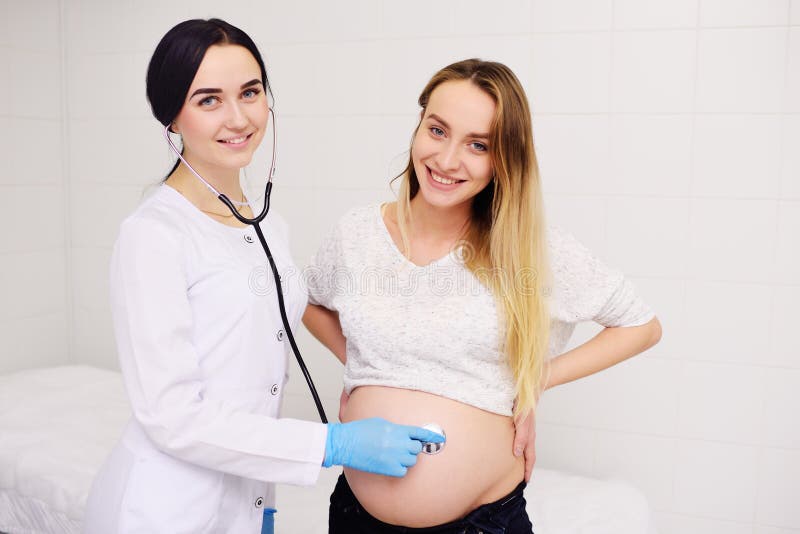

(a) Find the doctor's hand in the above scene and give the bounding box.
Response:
[323,418,445,477]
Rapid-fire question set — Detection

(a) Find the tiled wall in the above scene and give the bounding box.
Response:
[4,0,799,532]
[0,0,69,372]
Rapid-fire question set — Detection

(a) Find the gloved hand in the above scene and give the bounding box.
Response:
[323,418,445,477]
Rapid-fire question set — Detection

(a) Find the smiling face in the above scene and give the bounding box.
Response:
[171,44,268,176]
[411,80,496,213]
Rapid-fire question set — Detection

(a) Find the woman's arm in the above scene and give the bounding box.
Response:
[513,316,661,481]
[544,316,662,391]
[303,303,347,364]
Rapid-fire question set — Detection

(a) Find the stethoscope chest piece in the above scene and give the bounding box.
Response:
[420,423,446,455]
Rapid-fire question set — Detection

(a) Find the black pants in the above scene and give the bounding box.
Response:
[328,473,534,534]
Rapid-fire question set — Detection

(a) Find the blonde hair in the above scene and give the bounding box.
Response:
[394,59,550,418]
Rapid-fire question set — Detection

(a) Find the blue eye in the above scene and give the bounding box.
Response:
[243,88,261,99]
[471,142,488,152]
[199,96,218,107]
[430,126,445,137]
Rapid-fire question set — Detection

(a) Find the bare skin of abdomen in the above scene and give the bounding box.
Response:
[341,386,525,528]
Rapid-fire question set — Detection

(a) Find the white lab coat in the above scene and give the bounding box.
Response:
[84,185,328,534]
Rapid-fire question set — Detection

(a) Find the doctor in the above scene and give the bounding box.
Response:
[83,18,442,534]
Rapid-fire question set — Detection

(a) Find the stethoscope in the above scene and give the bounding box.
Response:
[162,107,448,455]
[163,108,329,424]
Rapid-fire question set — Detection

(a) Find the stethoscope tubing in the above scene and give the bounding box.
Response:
[163,110,329,424]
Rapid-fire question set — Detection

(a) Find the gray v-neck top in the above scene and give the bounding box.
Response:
[306,204,654,416]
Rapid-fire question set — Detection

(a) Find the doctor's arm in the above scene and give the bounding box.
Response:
[113,217,440,480]
[111,217,329,485]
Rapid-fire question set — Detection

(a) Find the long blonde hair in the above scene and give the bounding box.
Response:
[395,59,550,418]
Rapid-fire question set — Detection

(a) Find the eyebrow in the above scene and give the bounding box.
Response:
[427,113,490,139]
[189,79,262,99]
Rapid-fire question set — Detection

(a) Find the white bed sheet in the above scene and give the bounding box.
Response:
[0,366,658,534]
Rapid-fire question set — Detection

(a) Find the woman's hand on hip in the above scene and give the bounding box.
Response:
[513,410,537,482]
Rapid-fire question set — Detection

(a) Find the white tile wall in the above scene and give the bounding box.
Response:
[534,422,597,476]
[0,118,63,186]
[593,432,676,511]
[611,30,696,113]
[756,526,800,534]
[0,312,69,373]
[267,43,322,117]
[762,368,800,449]
[69,183,151,248]
[700,0,790,27]
[381,0,454,39]
[270,115,319,189]
[608,114,693,197]
[613,0,699,30]
[312,116,386,189]
[693,115,783,199]
[457,0,533,35]
[531,0,613,33]
[756,448,800,528]
[696,28,788,112]
[770,285,800,367]
[315,0,383,42]
[544,194,607,255]
[0,1,9,48]
[5,0,60,52]
[584,356,682,435]
[685,281,772,364]
[0,250,67,323]
[688,198,777,283]
[787,29,800,112]
[314,43,383,116]
[775,201,800,284]
[0,48,9,117]
[535,115,611,195]
[677,362,765,444]
[674,440,759,521]
[68,52,152,120]
[0,185,65,253]
[605,197,690,277]
[69,118,167,185]
[8,50,62,119]
[70,246,112,311]
[72,305,116,369]
[1,2,797,533]
[782,115,800,199]
[530,33,611,113]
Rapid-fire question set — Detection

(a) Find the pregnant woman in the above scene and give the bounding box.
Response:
[303,59,662,533]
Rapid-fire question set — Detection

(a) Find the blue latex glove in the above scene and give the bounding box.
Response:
[323,418,446,477]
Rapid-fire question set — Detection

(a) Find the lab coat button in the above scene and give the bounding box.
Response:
[270,384,279,396]
[254,497,264,508]
[276,329,285,341]
[244,234,254,243]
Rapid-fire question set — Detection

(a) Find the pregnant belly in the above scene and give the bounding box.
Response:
[341,386,524,527]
